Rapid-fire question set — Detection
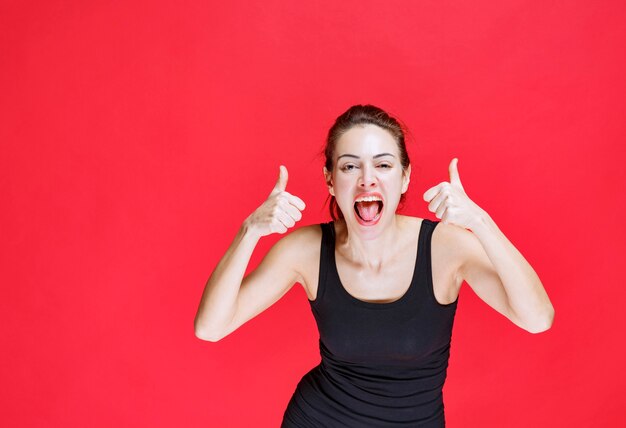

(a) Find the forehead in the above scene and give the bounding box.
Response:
[335,124,398,158]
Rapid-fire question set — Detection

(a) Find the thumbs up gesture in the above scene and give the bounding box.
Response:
[422,158,486,230]
[245,165,307,238]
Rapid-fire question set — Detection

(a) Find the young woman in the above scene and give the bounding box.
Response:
[194,104,554,427]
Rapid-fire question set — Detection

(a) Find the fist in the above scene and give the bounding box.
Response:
[422,158,485,230]
[245,165,306,237]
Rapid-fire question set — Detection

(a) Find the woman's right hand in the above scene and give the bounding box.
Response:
[244,165,306,238]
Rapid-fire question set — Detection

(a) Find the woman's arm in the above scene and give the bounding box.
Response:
[194,165,306,341]
[423,158,554,333]
[194,221,261,341]
[456,212,555,333]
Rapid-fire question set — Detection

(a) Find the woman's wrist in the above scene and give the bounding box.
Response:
[241,216,262,242]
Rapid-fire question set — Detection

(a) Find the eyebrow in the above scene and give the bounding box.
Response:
[337,153,396,161]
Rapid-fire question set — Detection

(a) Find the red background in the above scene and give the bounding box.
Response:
[2,1,625,427]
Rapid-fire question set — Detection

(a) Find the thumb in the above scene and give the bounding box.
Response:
[449,158,464,191]
[272,165,288,194]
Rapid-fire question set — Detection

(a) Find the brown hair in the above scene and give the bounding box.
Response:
[320,104,412,221]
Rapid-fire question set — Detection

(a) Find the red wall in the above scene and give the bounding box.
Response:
[2,1,625,426]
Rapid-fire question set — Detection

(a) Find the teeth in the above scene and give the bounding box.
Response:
[355,196,382,203]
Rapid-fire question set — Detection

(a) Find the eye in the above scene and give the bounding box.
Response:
[341,164,356,171]
[378,164,392,168]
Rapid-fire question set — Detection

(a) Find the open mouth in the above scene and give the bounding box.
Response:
[354,200,383,222]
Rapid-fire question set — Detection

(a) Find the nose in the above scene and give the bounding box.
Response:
[358,163,377,188]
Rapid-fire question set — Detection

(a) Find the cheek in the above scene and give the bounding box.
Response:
[332,181,354,206]
[333,176,352,191]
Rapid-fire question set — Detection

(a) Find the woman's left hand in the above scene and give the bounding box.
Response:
[422,158,487,231]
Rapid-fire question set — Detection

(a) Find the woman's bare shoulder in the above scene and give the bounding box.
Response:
[430,220,474,292]
[281,224,322,262]
[431,220,476,252]
[430,219,467,256]
[261,224,322,272]
[280,223,323,285]
[287,222,323,245]
[396,214,424,232]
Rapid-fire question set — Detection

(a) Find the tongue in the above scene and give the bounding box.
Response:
[356,201,380,221]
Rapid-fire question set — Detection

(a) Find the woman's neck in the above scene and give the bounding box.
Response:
[334,215,405,270]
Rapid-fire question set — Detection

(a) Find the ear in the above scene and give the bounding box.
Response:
[323,166,335,196]
[401,164,411,194]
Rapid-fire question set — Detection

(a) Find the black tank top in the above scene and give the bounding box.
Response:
[281,219,459,427]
